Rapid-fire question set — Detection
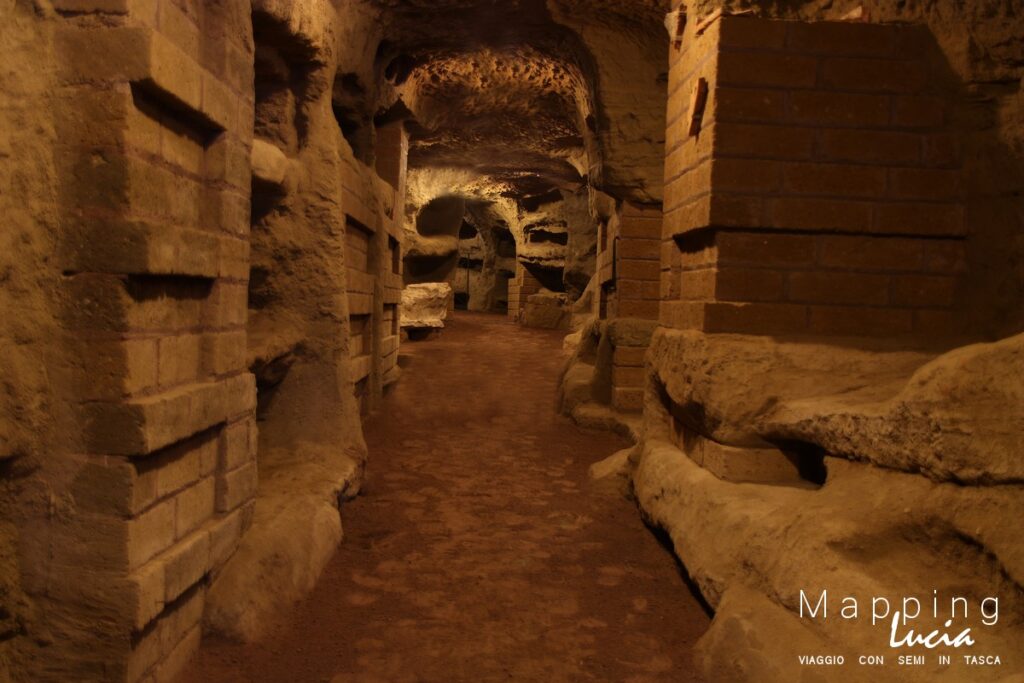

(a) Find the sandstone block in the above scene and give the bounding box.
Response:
[164,531,210,602]
[174,477,215,539]
[129,559,166,629]
[216,462,257,513]
[157,625,201,683]
[686,435,804,485]
[251,138,288,187]
[208,504,250,572]
[522,291,571,330]
[129,498,176,569]
[221,419,253,472]
[787,271,890,306]
[400,282,452,329]
[83,374,255,456]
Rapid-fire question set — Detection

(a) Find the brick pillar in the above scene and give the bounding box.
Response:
[592,203,661,413]
[613,203,662,320]
[508,262,543,321]
[376,121,407,392]
[661,15,966,341]
[341,119,408,413]
[52,5,257,680]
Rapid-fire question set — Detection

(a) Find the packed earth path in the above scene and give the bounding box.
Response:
[184,312,711,683]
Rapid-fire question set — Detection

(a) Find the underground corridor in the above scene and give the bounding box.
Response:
[2,1,1024,682]
[184,312,710,682]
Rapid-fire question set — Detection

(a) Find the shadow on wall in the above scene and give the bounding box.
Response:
[633,12,1024,678]
[203,7,368,646]
[775,0,1024,333]
[404,195,518,313]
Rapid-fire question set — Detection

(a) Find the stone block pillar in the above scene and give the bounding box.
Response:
[661,14,966,342]
[508,262,543,321]
[49,4,257,680]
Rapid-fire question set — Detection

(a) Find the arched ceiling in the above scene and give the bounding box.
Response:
[369,0,669,205]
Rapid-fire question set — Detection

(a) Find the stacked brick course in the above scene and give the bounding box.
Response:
[610,344,647,412]
[376,123,407,391]
[592,203,662,413]
[596,203,663,322]
[507,262,543,321]
[341,121,406,413]
[52,1,257,680]
[40,1,410,677]
[662,15,966,340]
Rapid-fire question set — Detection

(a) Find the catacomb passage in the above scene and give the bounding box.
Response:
[183,313,710,681]
[1,1,1022,682]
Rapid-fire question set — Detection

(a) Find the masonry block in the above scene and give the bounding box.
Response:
[216,461,257,513]
[612,387,645,413]
[83,374,255,456]
[129,559,166,629]
[220,419,254,472]
[208,502,254,571]
[174,477,215,539]
[163,531,210,603]
[613,346,647,367]
[129,498,176,569]
[660,15,965,342]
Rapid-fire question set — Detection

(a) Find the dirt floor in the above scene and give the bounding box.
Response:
[184,312,710,682]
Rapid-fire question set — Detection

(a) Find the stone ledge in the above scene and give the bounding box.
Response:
[56,26,232,131]
[568,401,643,443]
[61,217,249,280]
[82,373,256,456]
[204,444,364,642]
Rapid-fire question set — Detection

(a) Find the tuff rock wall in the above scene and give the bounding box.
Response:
[1,0,1022,681]
[0,0,407,680]
[621,4,1024,682]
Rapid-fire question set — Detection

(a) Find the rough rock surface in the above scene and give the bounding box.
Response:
[205,446,362,642]
[400,282,453,328]
[403,171,598,308]
[647,328,934,448]
[648,329,1024,485]
[251,138,290,187]
[522,290,571,330]
[380,0,668,203]
[634,440,1024,682]
[637,326,1024,681]
[760,333,1024,485]
[0,3,86,676]
[693,585,873,683]
[206,0,377,649]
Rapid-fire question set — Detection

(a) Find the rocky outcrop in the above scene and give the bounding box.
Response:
[403,171,599,310]
[634,439,1024,682]
[647,329,1024,485]
[636,327,1024,682]
[205,0,383,649]
[205,445,361,642]
[647,329,934,448]
[522,291,571,330]
[400,283,452,329]
[761,334,1024,485]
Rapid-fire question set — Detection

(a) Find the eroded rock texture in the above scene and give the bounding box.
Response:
[1,0,1023,681]
[389,0,664,314]
[400,282,452,329]
[553,2,1023,680]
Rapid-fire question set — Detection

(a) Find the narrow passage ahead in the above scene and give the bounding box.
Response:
[186,312,709,682]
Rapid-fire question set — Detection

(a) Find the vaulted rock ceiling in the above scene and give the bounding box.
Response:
[370,0,669,205]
